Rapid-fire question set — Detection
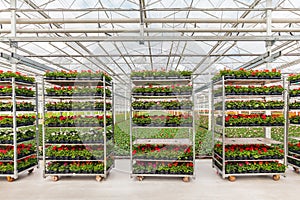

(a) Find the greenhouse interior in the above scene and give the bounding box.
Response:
[1,0,300,200]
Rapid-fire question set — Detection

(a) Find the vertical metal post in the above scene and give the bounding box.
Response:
[265,0,273,139]
[192,77,196,178]
[283,76,289,166]
[103,76,107,177]
[35,80,39,167]
[208,82,212,131]
[11,0,18,181]
[222,76,226,179]
[129,80,133,177]
[42,78,46,178]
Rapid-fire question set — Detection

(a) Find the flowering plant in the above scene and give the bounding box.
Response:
[223,114,284,126]
[223,161,286,174]
[213,68,281,80]
[214,143,284,160]
[45,115,112,127]
[0,70,35,84]
[45,70,112,82]
[215,100,284,110]
[225,85,283,95]
[46,161,106,174]
[131,70,192,80]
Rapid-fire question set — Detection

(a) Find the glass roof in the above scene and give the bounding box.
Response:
[0,0,300,84]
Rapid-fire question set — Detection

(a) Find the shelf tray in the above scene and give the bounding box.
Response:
[290,136,300,141]
[45,79,111,86]
[0,80,35,87]
[45,95,108,100]
[0,96,36,100]
[133,158,193,162]
[132,78,191,86]
[224,94,282,99]
[131,173,194,178]
[133,138,192,145]
[216,137,282,145]
[132,95,191,99]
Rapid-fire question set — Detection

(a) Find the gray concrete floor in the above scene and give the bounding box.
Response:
[0,159,299,200]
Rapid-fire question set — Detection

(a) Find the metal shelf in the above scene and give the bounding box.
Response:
[132,109,192,112]
[0,95,36,100]
[213,78,282,85]
[133,138,192,145]
[132,125,192,129]
[0,80,35,87]
[224,94,283,99]
[133,158,192,162]
[132,78,191,86]
[131,173,193,178]
[216,137,282,145]
[290,136,300,141]
[45,95,109,100]
[44,79,112,86]
[46,159,104,162]
[132,95,191,99]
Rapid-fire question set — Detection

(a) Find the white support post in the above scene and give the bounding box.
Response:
[265,0,272,139]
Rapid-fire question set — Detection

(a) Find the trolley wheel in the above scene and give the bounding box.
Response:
[273,175,280,181]
[136,176,144,181]
[28,169,34,174]
[182,177,190,182]
[228,176,236,182]
[95,175,103,182]
[6,176,15,182]
[293,167,299,173]
[52,176,59,182]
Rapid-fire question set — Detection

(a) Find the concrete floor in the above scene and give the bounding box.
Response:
[0,159,299,200]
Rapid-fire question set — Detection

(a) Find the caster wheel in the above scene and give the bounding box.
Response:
[96,175,103,182]
[52,176,59,182]
[228,176,236,182]
[293,167,299,173]
[136,176,144,181]
[273,175,280,181]
[28,169,34,174]
[182,177,190,182]
[6,176,15,182]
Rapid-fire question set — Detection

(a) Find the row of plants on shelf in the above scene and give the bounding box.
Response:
[214,100,284,110]
[46,86,111,97]
[0,102,34,111]
[289,115,300,124]
[222,114,284,126]
[288,141,300,154]
[45,70,112,82]
[0,86,34,97]
[132,144,192,160]
[0,155,37,174]
[131,70,192,80]
[46,128,113,144]
[223,161,286,174]
[46,145,113,160]
[288,74,300,83]
[46,101,111,111]
[0,70,35,84]
[132,100,192,110]
[223,85,284,96]
[0,115,36,127]
[133,161,193,175]
[287,156,300,167]
[132,85,192,96]
[46,160,113,174]
[0,143,36,160]
[289,88,300,97]
[214,143,284,160]
[132,114,193,127]
[212,68,281,81]
[45,115,112,127]
[0,129,35,144]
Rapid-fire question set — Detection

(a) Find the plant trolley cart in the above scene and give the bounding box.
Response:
[287,74,300,173]
[130,71,195,182]
[0,74,39,182]
[42,72,114,182]
[212,71,287,181]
